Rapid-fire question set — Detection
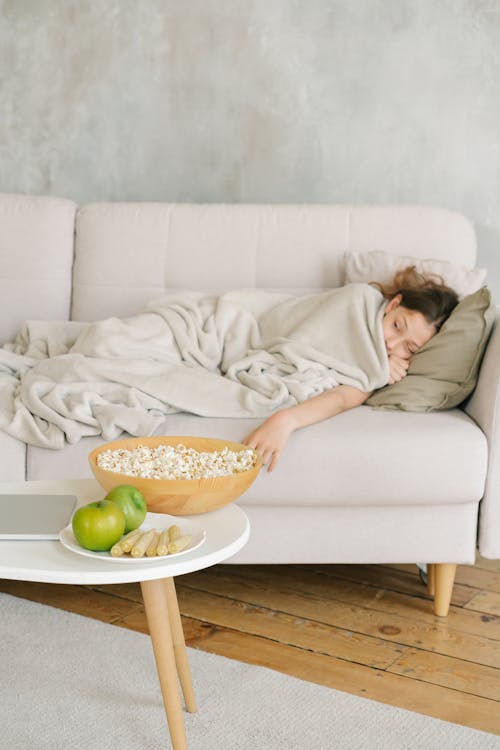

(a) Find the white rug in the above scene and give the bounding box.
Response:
[1,592,499,750]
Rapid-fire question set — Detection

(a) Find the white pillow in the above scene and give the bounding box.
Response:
[343,250,487,300]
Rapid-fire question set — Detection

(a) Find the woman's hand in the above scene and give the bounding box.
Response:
[242,410,295,473]
[388,353,410,385]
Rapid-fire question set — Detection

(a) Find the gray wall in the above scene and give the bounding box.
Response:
[1,0,499,297]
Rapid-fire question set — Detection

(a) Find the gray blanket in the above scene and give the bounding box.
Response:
[0,283,390,448]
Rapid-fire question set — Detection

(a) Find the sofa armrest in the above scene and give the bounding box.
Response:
[464,308,500,558]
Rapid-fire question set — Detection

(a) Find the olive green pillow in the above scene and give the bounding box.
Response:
[366,287,496,412]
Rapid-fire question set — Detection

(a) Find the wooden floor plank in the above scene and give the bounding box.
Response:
[473,556,500,574]
[295,563,475,605]
[388,561,500,594]
[216,564,500,641]
[0,579,143,623]
[388,648,500,701]
[464,590,500,617]
[90,581,142,603]
[180,569,500,668]
[117,586,408,669]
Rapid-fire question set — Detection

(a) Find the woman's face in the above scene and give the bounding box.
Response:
[382,294,436,360]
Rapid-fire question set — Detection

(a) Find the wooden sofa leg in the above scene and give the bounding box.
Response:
[427,563,435,596]
[433,563,457,617]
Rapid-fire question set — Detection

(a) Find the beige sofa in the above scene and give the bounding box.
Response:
[1,193,499,616]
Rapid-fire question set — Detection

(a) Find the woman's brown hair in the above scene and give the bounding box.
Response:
[372,265,459,331]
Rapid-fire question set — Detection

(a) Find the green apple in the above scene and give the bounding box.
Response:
[104,484,147,533]
[72,500,126,551]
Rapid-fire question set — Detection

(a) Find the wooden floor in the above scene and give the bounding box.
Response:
[2,555,500,735]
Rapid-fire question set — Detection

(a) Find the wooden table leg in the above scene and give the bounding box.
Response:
[141,579,188,750]
[164,577,197,712]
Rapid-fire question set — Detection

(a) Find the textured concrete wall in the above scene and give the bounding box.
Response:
[1,0,499,296]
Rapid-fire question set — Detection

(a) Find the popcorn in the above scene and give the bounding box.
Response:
[96,443,257,480]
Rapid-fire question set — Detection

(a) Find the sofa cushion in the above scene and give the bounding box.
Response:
[27,408,487,508]
[367,287,496,412]
[0,194,76,344]
[0,432,26,482]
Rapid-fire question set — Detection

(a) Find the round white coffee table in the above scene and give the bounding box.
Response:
[0,478,250,750]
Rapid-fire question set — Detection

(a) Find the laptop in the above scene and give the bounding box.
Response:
[0,494,77,540]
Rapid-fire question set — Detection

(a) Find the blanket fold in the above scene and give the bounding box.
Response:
[0,284,389,448]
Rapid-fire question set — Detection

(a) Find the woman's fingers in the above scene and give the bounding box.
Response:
[242,433,258,450]
[268,450,281,472]
[262,446,275,466]
[242,436,268,468]
[242,419,289,473]
[255,446,279,472]
[246,440,275,471]
[388,354,410,384]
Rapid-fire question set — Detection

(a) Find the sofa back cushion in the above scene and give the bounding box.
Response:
[344,249,487,299]
[71,203,477,321]
[0,194,77,344]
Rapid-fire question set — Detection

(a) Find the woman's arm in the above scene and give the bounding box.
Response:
[242,385,372,473]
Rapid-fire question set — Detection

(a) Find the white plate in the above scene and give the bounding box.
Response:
[59,512,206,563]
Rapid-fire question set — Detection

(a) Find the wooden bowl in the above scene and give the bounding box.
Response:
[88,435,261,515]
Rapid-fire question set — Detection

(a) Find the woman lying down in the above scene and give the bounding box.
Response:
[243,266,458,472]
[0,264,459,451]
